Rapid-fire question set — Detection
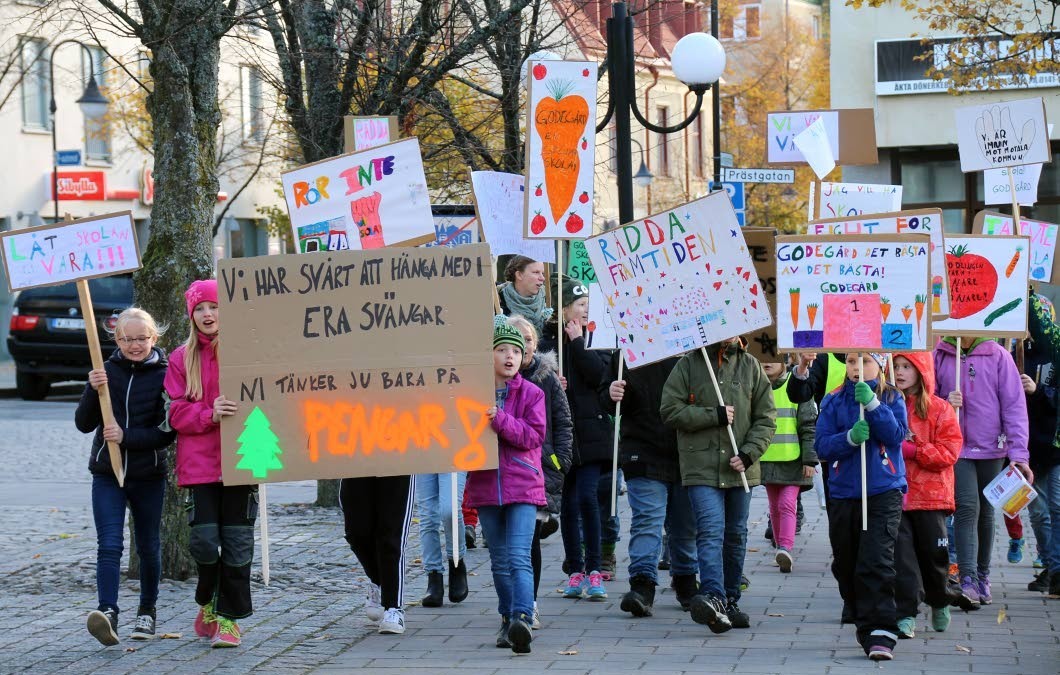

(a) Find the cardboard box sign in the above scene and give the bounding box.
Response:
[741,228,780,363]
[932,234,1030,339]
[217,244,499,484]
[765,109,878,167]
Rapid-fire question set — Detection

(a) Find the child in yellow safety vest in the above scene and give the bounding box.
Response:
[761,361,819,573]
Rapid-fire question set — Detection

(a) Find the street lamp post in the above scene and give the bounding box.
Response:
[595,1,725,226]
[49,39,109,223]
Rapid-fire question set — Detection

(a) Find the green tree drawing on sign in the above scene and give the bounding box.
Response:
[236,407,284,479]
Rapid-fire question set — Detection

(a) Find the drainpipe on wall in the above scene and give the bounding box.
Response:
[644,65,659,215]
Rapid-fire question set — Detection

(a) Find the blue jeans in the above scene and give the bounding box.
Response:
[626,477,697,582]
[415,473,467,572]
[561,462,603,573]
[92,473,165,613]
[477,503,537,620]
[686,485,753,601]
[1028,465,1060,571]
[599,470,622,546]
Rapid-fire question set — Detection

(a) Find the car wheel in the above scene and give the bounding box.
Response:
[16,371,50,401]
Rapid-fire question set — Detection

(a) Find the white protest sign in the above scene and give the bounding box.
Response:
[470,171,555,263]
[282,137,434,252]
[955,98,1052,172]
[811,182,903,220]
[768,110,839,163]
[806,209,949,319]
[984,164,1043,207]
[793,117,837,179]
[1,212,140,291]
[775,234,932,352]
[584,192,770,367]
[585,283,619,350]
[933,235,1029,338]
[973,211,1059,283]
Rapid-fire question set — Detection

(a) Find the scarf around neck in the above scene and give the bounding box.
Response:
[500,282,553,334]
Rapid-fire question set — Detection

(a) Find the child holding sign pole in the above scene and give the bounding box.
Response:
[164,280,256,648]
[77,308,175,646]
[815,353,907,661]
[660,337,776,634]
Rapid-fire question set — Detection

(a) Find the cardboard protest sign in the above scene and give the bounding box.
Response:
[567,240,595,283]
[583,192,771,367]
[741,228,780,362]
[283,137,434,253]
[1,212,140,291]
[973,210,1059,283]
[775,234,933,352]
[523,60,598,239]
[810,182,903,220]
[469,171,555,263]
[933,235,1029,338]
[765,109,878,167]
[984,164,1043,207]
[343,116,400,152]
[585,283,618,350]
[955,98,1051,172]
[806,209,950,319]
[217,244,499,484]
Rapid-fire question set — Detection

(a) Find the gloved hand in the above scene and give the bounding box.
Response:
[854,381,876,406]
[902,440,917,460]
[848,419,870,445]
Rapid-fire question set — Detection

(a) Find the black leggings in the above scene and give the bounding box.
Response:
[531,520,543,598]
[339,475,415,610]
[187,483,258,620]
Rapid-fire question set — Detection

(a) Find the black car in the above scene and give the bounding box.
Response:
[7,275,133,400]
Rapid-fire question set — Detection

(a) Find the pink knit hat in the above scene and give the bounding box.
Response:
[185,279,218,317]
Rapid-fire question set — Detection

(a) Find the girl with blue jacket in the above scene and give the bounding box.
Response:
[816,353,907,662]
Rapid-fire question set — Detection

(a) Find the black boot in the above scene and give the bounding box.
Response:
[1049,570,1060,598]
[449,558,468,603]
[422,571,444,607]
[620,575,656,617]
[671,574,699,611]
[465,524,477,549]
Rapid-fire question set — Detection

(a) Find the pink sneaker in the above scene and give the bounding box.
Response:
[563,572,586,598]
[194,602,219,638]
[211,617,241,648]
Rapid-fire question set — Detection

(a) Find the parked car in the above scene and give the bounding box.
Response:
[7,275,133,400]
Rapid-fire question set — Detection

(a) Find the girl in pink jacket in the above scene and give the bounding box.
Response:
[164,280,252,648]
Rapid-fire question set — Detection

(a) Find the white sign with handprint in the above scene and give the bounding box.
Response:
[955,98,1051,173]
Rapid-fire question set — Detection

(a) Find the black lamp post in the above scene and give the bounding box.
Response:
[49,39,109,223]
[595,1,725,226]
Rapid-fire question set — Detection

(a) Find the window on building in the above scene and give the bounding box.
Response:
[745,6,760,38]
[82,46,111,161]
[812,16,821,41]
[228,219,267,257]
[20,37,49,130]
[721,3,762,41]
[240,66,265,142]
[719,14,734,40]
[656,106,670,175]
[692,115,704,178]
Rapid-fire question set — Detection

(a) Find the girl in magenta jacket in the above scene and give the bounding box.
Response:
[464,321,547,654]
[163,280,253,649]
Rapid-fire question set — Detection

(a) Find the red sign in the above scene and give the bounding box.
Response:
[140,165,154,206]
[51,171,106,200]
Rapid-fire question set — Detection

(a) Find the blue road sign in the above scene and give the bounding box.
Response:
[55,150,82,166]
[709,181,745,211]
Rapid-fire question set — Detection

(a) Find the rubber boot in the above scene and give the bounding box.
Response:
[619,575,656,618]
[449,558,468,603]
[422,571,444,607]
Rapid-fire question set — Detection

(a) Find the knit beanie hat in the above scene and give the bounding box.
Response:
[555,275,589,308]
[493,321,525,352]
[867,353,888,370]
[185,279,218,318]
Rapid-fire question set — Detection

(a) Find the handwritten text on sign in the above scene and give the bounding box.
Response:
[217,244,498,484]
[767,111,839,164]
[933,235,1029,338]
[775,235,932,352]
[0,212,140,292]
[584,192,771,368]
[955,98,1052,172]
[977,213,1058,283]
[812,181,902,220]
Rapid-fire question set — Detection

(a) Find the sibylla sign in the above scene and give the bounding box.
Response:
[50,171,106,200]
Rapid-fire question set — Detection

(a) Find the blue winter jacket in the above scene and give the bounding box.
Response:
[815,378,908,499]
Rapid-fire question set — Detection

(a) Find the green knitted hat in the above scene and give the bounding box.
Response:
[493,322,525,352]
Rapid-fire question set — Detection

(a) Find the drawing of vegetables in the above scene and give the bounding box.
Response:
[789,288,800,329]
[807,303,819,329]
[914,294,926,337]
[880,298,891,323]
[1006,247,1022,278]
[901,305,913,322]
[984,298,1023,327]
[535,79,589,224]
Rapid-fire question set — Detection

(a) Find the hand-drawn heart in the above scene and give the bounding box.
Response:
[750,284,759,296]
[751,300,758,309]
[705,263,711,273]
[736,266,743,274]
[743,271,752,281]
[636,286,643,296]
[713,282,723,290]
[742,308,747,314]
[716,269,724,276]
[946,244,998,319]
[619,311,626,318]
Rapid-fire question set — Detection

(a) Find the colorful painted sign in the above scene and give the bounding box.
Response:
[932,235,1029,338]
[343,116,400,152]
[765,108,878,167]
[217,244,499,484]
[567,240,595,283]
[973,210,1058,283]
[469,171,555,262]
[955,97,1052,172]
[583,192,771,368]
[523,60,598,239]
[805,209,949,319]
[1,212,140,292]
[810,181,903,220]
[585,283,618,350]
[775,234,932,352]
[741,228,780,363]
[282,137,434,253]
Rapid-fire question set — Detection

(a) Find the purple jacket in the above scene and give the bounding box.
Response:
[464,374,548,508]
[933,339,1029,463]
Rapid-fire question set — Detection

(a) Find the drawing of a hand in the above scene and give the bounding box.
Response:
[975,105,1036,162]
[351,191,385,248]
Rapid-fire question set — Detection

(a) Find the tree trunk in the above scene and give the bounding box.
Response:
[316,479,340,507]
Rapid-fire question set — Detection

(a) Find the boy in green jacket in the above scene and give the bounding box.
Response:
[660,337,776,634]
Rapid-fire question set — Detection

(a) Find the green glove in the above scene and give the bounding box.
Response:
[854,381,876,406]
[848,419,870,445]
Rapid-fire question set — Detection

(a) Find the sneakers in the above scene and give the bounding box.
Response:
[194,602,219,638]
[725,599,750,628]
[130,612,156,640]
[1028,570,1050,592]
[507,613,533,654]
[690,594,732,634]
[365,583,385,622]
[740,574,750,591]
[378,608,406,635]
[930,606,951,632]
[775,548,793,573]
[619,575,656,618]
[959,576,981,609]
[948,563,959,584]
[495,619,512,648]
[671,574,699,611]
[87,608,119,646]
[977,575,992,605]
[587,571,608,600]
[531,602,542,630]
[948,587,977,612]
[896,616,916,639]
[465,524,477,549]
[1008,538,1025,564]
[867,644,894,661]
[600,551,617,581]
[564,572,586,598]
[1049,569,1060,598]
[1033,556,1045,569]
[211,617,241,648]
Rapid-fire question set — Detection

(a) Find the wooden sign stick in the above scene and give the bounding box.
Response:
[699,347,750,493]
[858,354,867,531]
[1009,170,1023,229]
[954,339,962,423]
[259,484,270,585]
[557,240,564,374]
[451,472,460,565]
[609,352,625,517]
[77,276,124,487]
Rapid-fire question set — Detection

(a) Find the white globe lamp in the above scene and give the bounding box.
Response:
[671,33,726,88]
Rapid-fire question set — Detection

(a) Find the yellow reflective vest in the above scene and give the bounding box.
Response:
[761,379,799,462]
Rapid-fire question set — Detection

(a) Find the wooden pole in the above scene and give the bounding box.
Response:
[610,352,625,517]
[886,354,896,387]
[259,484,270,585]
[954,338,962,423]
[858,354,867,531]
[699,347,750,493]
[1009,169,1023,228]
[557,241,564,374]
[451,472,460,565]
[77,277,124,487]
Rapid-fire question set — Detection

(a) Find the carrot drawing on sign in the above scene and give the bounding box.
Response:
[1006,247,1022,278]
[914,295,926,337]
[901,305,913,322]
[880,298,891,323]
[535,79,589,224]
[789,288,800,329]
[807,303,819,329]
